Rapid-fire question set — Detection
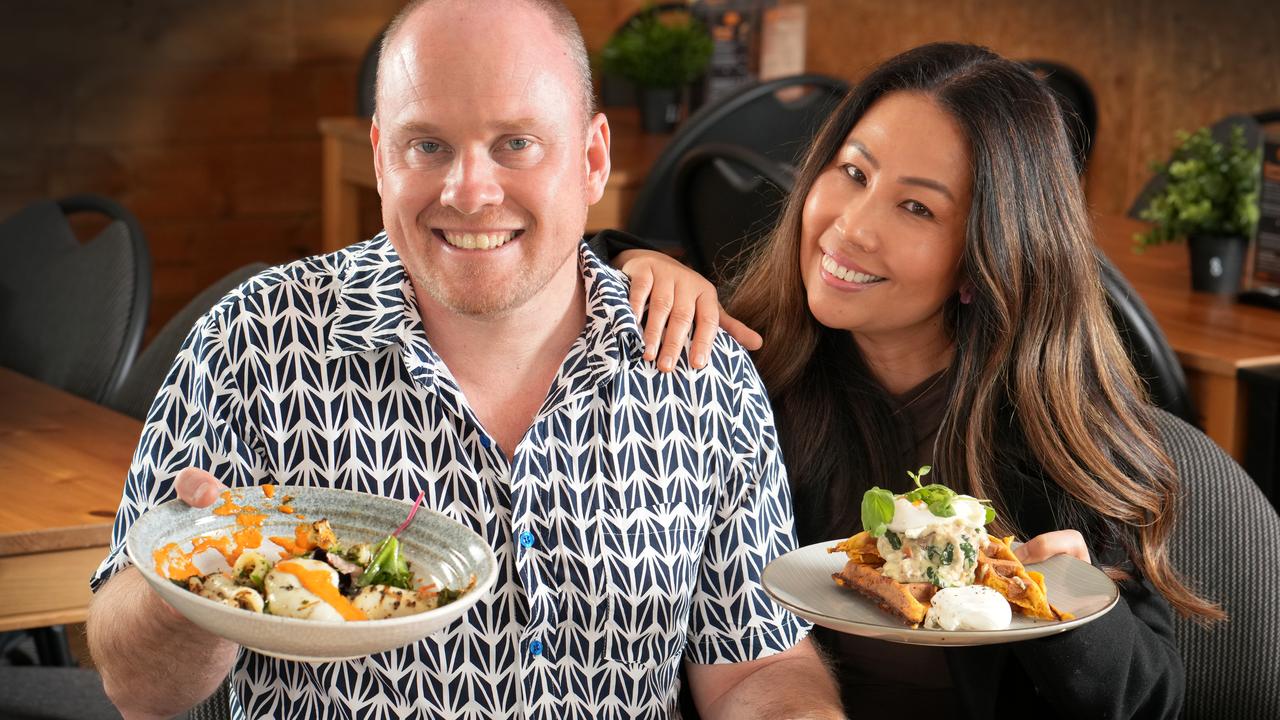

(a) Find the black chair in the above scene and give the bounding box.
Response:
[674,142,794,284]
[1240,364,1280,506]
[109,262,270,421]
[1097,251,1198,424]
[1156,408,1280,718]
[1022,60,1097,175]
[626,73,848,248]
[0,194,151,405]
[356,25,389,118]
[0,665,121,720]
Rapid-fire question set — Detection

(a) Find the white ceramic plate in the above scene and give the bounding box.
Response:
[762,540,1119,646]
[126,485,498,662]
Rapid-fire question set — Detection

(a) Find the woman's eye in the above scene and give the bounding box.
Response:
[416,141,442,154]
[903,200,934,218]
[506,138,531,151]
[841,163,867,185]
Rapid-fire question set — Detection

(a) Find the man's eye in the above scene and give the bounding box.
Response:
[841,163,867,184]
[903,200,934,218]
[507,138,531,151]
[416,141,442,154]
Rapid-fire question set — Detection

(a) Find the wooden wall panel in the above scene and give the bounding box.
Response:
[0,0,1275,343]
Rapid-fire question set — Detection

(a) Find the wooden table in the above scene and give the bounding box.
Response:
[0,368,140,632]
[1094,215,1280,460]
[319,108,672,253]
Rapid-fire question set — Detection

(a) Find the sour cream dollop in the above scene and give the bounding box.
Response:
[925,586,1012,631]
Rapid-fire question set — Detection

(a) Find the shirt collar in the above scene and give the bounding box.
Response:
[327,233,418,358]
[326,234,647,380]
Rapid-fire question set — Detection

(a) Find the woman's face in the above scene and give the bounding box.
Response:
[799,91,972,347]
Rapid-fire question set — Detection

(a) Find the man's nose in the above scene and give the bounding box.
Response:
[440,151,504,214]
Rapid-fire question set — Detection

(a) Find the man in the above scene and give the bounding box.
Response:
[87,1,843,718]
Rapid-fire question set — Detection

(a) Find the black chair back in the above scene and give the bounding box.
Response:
[674,143,793,285]
[0,194,151,404]
[1097,251,1198,424]
[1022,60,1097,174]
[109,262,269,421]
[627,73,847,247]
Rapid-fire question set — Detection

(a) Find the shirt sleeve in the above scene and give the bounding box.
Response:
[586,229,662,263]
[89,304,269,592]
[684,335,812,664]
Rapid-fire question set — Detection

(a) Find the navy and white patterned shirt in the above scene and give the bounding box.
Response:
[92,234,808,720]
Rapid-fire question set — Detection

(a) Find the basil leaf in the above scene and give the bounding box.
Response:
[861,487,896,537]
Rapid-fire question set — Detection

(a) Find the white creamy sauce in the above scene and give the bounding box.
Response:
[925,586,1012,631]
[877,497,989,588]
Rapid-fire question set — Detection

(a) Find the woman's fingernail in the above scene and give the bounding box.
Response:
[659,357,675,372]
[694,353,708,367]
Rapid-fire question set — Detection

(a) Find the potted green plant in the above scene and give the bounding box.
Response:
[1134,124,1261,294]
[600,7,713,133]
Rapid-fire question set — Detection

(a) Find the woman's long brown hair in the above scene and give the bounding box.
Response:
[729,42,1222,620]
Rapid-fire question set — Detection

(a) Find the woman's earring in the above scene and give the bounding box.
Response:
[958,282,974,305]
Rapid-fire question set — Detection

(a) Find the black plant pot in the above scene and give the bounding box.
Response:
[638,87,680,133]
[1187,234,1246,295]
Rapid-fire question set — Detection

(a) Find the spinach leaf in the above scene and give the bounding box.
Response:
[884,529,902,550]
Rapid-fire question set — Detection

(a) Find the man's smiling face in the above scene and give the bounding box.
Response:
[371,0,607,318]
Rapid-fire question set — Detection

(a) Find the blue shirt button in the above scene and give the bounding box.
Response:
[479,435,491,449]
[518,530,535,549]
[529,639,543,656]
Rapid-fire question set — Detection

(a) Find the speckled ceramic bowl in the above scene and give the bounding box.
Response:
[126,485,497,662]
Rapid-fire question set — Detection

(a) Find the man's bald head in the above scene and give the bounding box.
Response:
[374,0,595,124]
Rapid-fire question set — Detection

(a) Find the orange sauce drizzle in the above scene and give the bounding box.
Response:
[278,504,294,514]
[262,484,276,499]
[237,511,267,527]
[269,523,319,558]
[275,560,367,621]
[153,542,201,581]
[154,489,276,579]
[212,490,247,516]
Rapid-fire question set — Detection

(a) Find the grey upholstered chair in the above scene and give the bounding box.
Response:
[0,666,122,720]
[1157,409,1280,718]
[108,262,269,421]
[0,194,151,404]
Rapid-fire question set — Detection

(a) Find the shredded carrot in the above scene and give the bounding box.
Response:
[262,484,276,499]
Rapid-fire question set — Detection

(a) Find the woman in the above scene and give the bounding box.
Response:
[611,42,1221,718]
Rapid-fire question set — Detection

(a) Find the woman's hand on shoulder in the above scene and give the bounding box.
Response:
[617,249,762,372]
[1013,529,1091,565]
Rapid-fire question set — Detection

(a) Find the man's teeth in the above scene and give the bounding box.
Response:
[822,255,885,284]
[442,231,516,250]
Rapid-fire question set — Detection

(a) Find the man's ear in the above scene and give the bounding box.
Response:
[584,112,611,206]
[370,119,383,197]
